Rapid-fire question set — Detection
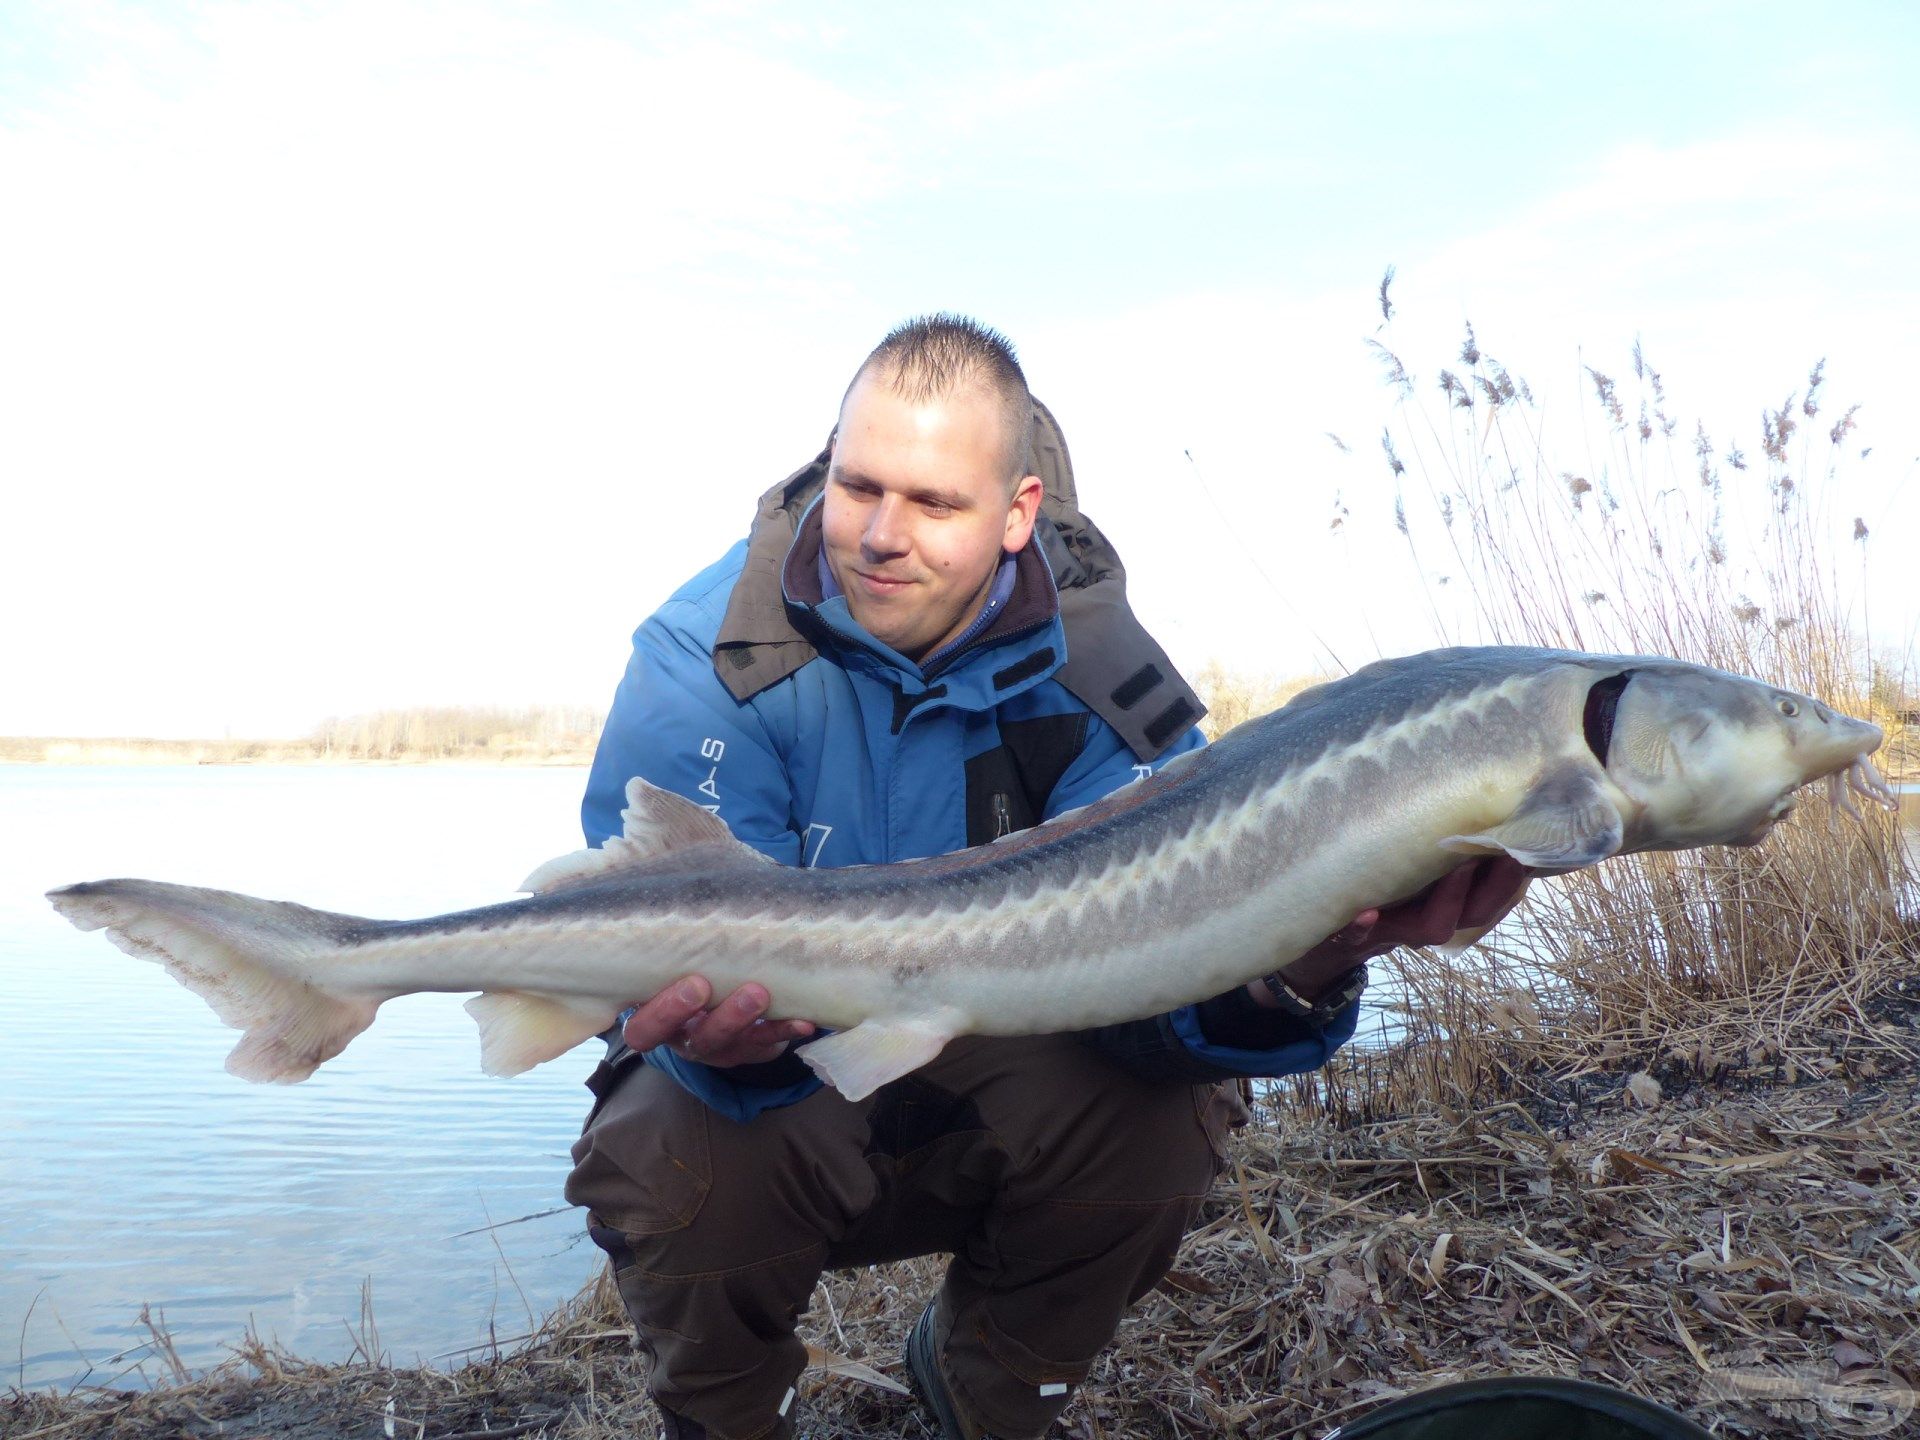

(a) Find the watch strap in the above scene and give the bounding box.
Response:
[1261,963,1368,1025]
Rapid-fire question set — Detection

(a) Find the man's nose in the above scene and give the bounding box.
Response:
[862,494,909,557]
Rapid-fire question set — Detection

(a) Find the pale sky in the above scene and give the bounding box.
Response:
[3,1,1915,737]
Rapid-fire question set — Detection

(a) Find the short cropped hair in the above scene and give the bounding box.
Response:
[844,313,1038,486]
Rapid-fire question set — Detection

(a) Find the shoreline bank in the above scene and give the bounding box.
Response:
[9,1035,1919,1439]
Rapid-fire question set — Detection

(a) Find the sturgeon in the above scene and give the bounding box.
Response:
[47,647,1896,1101]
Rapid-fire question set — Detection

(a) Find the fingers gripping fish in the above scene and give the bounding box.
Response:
[47,647,1896,1101]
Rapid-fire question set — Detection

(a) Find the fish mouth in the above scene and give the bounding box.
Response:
[1759,794,1798,837]
[1727,797,1796,848]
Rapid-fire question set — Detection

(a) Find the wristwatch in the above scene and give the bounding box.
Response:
[1261,963,1369,1026]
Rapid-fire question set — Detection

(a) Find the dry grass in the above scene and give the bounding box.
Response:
[11,1004,1919,1437]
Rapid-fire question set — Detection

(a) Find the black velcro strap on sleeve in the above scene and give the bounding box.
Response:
[1144,697,1200,750]
[1036,510,1209,764]
[1110,664,1164,710]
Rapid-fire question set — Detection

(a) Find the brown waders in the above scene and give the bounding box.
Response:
[566,1032,1244,1439]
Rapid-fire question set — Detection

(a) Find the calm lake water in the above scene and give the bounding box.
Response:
[4,766,1916,1393]
[2,765,606,1392]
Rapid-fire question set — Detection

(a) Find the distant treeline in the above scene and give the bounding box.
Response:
[0,736,310,765]
[1,706,607,765]
[310,704,605,761]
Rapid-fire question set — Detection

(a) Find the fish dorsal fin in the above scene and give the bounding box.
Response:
[519,777,769,894]
[616,776,741,854]
[1440,762,1624,874]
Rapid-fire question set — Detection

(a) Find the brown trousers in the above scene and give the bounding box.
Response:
[566,1033,1244,1440]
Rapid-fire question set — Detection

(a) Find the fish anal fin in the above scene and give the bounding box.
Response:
[466,991,621,1076]
[1442,763,1624,875]
[520,778,770,894]
[796,1013,963,1102]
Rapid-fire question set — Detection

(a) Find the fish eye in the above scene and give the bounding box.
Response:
[1776,697,1799,717]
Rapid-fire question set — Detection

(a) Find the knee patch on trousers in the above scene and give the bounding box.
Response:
[567,1066,714,1236]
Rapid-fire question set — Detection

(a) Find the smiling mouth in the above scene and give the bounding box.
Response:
[853,571,915,593]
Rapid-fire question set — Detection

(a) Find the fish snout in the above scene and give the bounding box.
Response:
[1797,711,1882,781]
[1837,713,1884,760]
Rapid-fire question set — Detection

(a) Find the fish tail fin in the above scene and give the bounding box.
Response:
[47,879,382,1083]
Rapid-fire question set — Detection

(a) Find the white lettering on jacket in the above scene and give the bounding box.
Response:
[696,737,725,814]
[802,823,834,868]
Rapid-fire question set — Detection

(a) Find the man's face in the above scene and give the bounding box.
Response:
[822,373,1043,662]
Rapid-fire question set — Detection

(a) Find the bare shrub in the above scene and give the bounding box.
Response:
[1192,661,1324,741]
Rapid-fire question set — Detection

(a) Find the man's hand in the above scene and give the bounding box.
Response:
[623,975,818,1068]
[1250,856,1533,1008]
[1323,855,1533,961]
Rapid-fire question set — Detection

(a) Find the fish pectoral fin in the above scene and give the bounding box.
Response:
[795,1013,964,1102]
[465,991,622,1076]
[520,779,772,894]
[1441,764,1624,874]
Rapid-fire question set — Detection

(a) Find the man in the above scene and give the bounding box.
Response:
[567,315,1524,1440]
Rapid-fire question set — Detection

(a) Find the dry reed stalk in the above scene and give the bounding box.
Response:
[1344,308,1918,1115]
[135,1306,189,1388]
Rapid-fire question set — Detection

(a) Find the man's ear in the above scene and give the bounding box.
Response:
[1003,474,1044,552]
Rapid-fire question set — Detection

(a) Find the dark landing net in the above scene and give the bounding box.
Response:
[1327,1376,1714,1439]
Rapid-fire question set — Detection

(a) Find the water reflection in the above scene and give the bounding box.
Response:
[1,766,604,1391]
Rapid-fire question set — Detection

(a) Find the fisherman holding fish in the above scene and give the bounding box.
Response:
[565,315,1529,1440]
[53,316,1888,1434]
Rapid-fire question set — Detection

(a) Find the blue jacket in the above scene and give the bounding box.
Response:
[584,429,1360,1120]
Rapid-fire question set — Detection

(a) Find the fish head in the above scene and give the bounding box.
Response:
[1600,663,1884,850]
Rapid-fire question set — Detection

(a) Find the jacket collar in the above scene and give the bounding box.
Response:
[709,396,1207,760]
